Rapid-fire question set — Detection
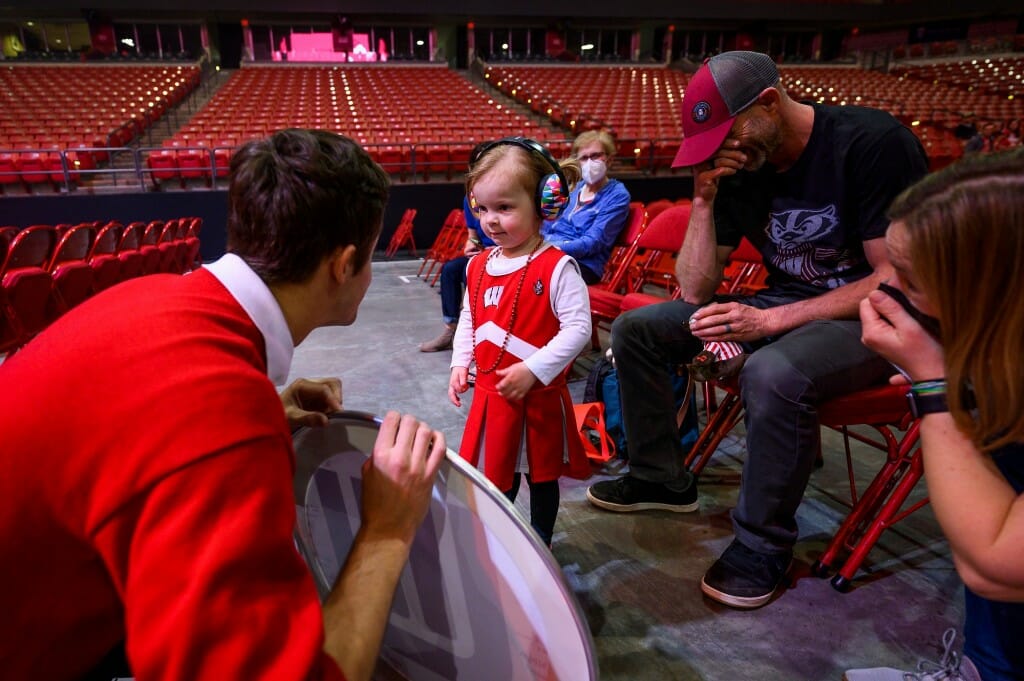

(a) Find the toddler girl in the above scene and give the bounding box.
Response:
[448,138,592,547]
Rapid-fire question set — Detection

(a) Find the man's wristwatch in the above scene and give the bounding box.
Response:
[906,379,948,418]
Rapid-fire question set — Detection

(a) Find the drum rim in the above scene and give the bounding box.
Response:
[293,409,599,680]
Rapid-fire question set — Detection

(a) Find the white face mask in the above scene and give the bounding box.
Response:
[580,158,607,186]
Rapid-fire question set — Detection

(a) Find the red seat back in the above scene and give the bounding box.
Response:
[116,222,146,281]
[1,226,59,349]
[139,221,164,274]
[88,222,123,293]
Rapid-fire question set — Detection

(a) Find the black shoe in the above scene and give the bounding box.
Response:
[700,538,792,609]
[586,474,698,513]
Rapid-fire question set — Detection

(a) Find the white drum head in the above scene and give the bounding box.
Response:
[292,411,598,681]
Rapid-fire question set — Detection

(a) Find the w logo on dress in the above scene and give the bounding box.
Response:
[483,286,504,307]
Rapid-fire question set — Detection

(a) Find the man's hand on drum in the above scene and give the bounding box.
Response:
[280,377,343,429]
[361,411,446,547]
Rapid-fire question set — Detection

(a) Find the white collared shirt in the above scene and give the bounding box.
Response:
[204,253,293,386]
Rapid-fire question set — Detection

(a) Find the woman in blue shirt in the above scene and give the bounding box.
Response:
[542,130,631,285]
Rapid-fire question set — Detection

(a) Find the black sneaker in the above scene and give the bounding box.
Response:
[586,474,699,513]
[700,538,792,609]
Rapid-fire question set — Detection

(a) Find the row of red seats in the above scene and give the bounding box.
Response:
[144,137,579,186]
[0,218,201,355]
[484,65,689,157]
[183,66,536,149]
[0,151,95,192]
[782,65,1023,130]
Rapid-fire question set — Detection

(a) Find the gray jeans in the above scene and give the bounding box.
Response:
[610,293,893,554]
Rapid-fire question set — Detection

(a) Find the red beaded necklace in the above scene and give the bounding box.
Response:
[470,237,544,375]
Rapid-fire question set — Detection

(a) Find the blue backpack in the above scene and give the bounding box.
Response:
[583,358,699,460]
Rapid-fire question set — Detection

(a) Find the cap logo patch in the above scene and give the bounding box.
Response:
[692,101,712,124]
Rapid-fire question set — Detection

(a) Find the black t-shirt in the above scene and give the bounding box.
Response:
[715,103,929,299]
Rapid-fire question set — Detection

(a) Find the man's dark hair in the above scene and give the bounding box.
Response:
[227,129,390,284]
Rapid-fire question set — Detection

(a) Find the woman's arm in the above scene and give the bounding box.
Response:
[860,290,1024,601]
[917,412,1024,601]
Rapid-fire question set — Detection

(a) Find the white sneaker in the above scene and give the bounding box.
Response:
[843,629,981,681]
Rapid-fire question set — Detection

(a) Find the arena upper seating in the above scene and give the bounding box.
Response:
[481,60,1022,173]
[151,65,555,183]
[4,53,1019,192]
[783,63,1023,127]
[893,56,1024,121]
[483,65,689,169]
[779,63,1023,168]
[0,64,200,189]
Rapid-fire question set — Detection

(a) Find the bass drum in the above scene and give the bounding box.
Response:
[292,411,598,681]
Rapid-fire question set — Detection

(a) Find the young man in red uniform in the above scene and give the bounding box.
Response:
[0,129,446,681]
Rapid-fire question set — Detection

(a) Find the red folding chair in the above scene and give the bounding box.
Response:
[590,201,647,295]
[156,220,182,273]
[644,198,675,221]
[588,204,690,344]
[115,222,146,282]
[719,238,768,296]
[139,221,164,275]
[183,217,203,271]
[812,385,925,592]
[417,208,466,281]
[684,379,926,592]
[384,208,418,258]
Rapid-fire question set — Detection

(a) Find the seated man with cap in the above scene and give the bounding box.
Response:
[586,51,929,608]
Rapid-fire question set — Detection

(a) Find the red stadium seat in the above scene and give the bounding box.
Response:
[588,204,689,338]
[0,225,59,353]
[115,222,146,282]
[146,150,180,188]
[139,221,164,275]
[46,224,95,319]
[87,222,123,294]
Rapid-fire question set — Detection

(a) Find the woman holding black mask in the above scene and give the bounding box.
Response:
[845,149,1024,681]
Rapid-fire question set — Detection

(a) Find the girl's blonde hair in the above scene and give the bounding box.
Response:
[887,148,1024,452]
[466,141,581,214]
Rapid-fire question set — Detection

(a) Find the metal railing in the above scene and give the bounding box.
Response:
[0,138,703,194]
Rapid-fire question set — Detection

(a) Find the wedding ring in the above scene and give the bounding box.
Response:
[725,323,733,334]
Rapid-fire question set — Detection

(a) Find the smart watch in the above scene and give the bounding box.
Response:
[906,390,948,418]
[906,379,948,418]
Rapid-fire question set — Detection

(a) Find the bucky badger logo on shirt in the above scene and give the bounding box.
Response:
[766,204,860,289]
